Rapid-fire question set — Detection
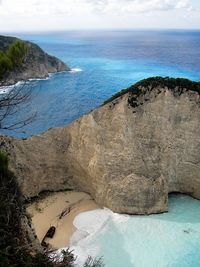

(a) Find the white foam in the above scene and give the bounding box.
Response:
[54,209,111,266]
[69,68,83,73]
[0,81,24,94]
[111,212,130,224]
[28,77,49,81]
[52,196,200,267]
[54,208,130,266]
[0,87,12,95]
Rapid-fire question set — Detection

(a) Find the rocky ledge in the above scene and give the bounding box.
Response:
[1,77,200,215]
[0,35,70,86]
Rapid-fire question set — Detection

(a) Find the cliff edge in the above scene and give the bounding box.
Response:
[1,77,200,214]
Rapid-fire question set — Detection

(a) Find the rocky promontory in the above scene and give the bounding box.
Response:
[1,77,200,215]
[0,35,70,85]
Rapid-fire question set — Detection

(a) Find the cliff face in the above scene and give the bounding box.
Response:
[1,79,200,214]
[0,35,70,85]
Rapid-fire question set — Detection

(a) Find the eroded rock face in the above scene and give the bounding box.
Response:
[1,87,200,214]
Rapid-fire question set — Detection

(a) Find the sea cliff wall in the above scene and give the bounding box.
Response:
[1,78,200,214]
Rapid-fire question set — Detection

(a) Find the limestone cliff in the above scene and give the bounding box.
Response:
[1,77,200,215]
[0,35,70,85]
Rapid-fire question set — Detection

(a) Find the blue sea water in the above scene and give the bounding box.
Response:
[0,30,200,137]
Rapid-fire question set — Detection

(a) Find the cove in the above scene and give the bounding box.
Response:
[68,195,200,267]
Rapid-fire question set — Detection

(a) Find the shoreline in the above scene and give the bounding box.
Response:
[0,68,83,90]
[26,191,100,249]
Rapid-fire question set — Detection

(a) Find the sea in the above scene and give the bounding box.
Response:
[0,30,200,138]
[1,30,200,267]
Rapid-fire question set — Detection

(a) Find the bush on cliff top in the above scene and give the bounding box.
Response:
[103,76,200,105]
[0,40,29,80]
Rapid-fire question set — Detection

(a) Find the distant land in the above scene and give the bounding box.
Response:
[0,35,70,86]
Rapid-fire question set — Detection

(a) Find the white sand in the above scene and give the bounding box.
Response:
[26,191,100,249]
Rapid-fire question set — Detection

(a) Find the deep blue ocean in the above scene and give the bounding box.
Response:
[0,30,200,137]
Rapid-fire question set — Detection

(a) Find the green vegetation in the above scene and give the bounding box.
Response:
[103,88,130,105]
[0,40,29,80]
[0,151,54,267]
[103,77,200,106]
[84,257,105,267]
[0,151,104,266]
[130,76,200,94]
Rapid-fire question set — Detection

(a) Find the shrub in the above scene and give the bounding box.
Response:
[0,151,55,266]
[103,77,200,106]
[7,40,29,67]
[0,40,29,80]
[0,152,104,267]
[83,256,105,267]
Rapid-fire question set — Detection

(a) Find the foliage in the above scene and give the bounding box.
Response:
[0,52,13,78]
[0,151,104,267]
[0,151,56,266]
[0,40,29,80]
[130,76,200,94]
[103,76,200,106]
[61,249,77,266]
[83,256,105,267]
[6,40,29,67]
[0,151,48,266]
[103,88,130,105]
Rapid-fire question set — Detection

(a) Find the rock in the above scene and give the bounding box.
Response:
[45,226,56,239]
[41,226,56,247]
[0,35,70,86]
[1,78,200,214]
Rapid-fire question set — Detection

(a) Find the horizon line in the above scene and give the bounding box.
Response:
[1,27,200,34]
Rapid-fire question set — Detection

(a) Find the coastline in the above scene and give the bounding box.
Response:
[26,191,100,249]
[0,70,68,89]
[0,69,82,93]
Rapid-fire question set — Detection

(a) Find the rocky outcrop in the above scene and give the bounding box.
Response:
[0,35,70,85]
[1,78,200,214]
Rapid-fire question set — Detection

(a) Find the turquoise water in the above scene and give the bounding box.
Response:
[69,195,200,267]
[0,30,200,137]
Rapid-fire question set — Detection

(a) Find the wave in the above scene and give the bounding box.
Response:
[0,81,25,95]
[52,209,110,266]
[70,208,110,266]
[0,77,50,94]
[69,68,83,73]
[53,208,130,266]
[0,69,82,95]
[28,77,49,81]
[67,196,200,267]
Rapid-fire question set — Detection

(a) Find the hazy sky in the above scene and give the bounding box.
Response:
[0,0,199,32]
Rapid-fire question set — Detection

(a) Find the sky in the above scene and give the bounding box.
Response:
[0,0,200,32]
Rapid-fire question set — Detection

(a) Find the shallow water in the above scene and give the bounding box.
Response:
[69,195,200,267]
[0,30,200,137]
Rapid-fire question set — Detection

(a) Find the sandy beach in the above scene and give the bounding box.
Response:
[26,191,100,249]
